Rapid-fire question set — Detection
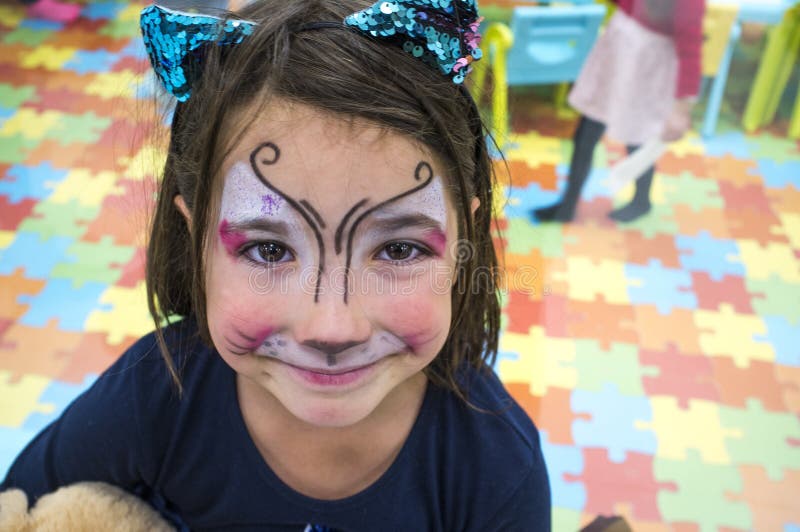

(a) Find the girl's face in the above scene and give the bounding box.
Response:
[203,100,460,428]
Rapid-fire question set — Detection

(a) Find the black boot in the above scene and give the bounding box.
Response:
[532,115,606,223]
[609,144,654,223]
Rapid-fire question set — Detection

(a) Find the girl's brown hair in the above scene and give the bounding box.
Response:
[146,0,501,401]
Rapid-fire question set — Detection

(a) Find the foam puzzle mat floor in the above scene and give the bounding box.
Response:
[0,2,799,530]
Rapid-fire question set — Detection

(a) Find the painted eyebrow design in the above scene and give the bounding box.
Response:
[222,218,294,237]
[365,212,445,234]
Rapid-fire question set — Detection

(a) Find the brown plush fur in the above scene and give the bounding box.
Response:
[0,482,174,532]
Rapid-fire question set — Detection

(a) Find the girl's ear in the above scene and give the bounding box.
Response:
[174,195,193,232]
[470,197,480,219]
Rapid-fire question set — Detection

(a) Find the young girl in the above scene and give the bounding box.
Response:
[1,1,551,530]
[533,0,706,223]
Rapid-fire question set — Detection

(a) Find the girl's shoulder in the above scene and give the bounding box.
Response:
[93,318,219,423]
[416,366,550,528]
[438,363,543,458]
[106,318,210,381]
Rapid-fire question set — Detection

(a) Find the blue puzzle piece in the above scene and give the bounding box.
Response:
[701,131,752,158]
[571,383,657,462]
[757,316,800,367]
[0,162,68,204]
[22,375,97,433]
[0,232,74,278]
[82,1,126,20]
[0,426,39,479]
[18,278,106,330]
[0,107,15,128]
[63,49,120,75]
[556,163,611,201]
[626,259,698,315]
[539,430,586,511]
[18,19,63,31]
[676,231,745,281]
[784,524,800,532]
[120,39,148,59]
[505,181,559,219]
[756,159,800,189]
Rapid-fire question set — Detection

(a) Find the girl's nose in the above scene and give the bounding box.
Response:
[292,291,372,354]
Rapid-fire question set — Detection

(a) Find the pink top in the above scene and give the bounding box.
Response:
[616,0,706,98]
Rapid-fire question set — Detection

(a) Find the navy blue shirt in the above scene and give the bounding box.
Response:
[2,319,550,531]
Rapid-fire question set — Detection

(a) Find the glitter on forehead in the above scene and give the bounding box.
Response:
[220,163,264,221]
[261,194,283,216]
[392,175,448,226]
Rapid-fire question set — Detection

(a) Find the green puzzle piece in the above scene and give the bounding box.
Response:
[51,236,135,287]
[719,398,800,481]
[612,202,679,239]
[552,508,581,532]
[0,134,40,164]
[573,340,658,396]
[98,19,140,40]
[3,28,52,47]
[660,171,723,213]
[746,276,800,324]
[47,112,112,145]
[505,217,572,258]
[17,200,99,240]
[749,133,800,164]
[0,83,37,108]
[655,451,753,532]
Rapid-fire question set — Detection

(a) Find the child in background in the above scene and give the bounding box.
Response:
[1,1,551,530]
[533,0,706,223]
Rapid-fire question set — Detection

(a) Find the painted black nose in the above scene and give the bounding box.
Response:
[302,340,361,356]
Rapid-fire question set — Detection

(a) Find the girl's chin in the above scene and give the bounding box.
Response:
[280,393,381,428]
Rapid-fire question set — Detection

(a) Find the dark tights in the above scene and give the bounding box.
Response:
[532,115,654,223]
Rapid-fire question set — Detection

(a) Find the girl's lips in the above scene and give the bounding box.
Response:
[285,361,378,387]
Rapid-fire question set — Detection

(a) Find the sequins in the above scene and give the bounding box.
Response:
[140,4,254,101]
[344,0,483,84]
[140,0,483,103]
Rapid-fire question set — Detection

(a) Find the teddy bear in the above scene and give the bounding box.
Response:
[0,482,175,532]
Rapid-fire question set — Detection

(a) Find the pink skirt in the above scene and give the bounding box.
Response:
[568,10,678,145]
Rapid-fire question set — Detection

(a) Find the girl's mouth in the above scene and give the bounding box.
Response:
[285,361,378,388]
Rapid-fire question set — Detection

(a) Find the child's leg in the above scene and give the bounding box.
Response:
[608,144,654,223]
[532,115,606,222]
[25,0,81,23]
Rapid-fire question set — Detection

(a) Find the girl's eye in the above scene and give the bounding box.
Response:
[376,241,430,264]
[243,242,293,264]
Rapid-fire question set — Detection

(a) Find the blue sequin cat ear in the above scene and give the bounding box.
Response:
[344,0,483,84]
[140,4,254,102]
[140,1,483,102]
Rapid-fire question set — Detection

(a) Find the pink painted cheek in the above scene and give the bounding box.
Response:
[423,229,447,257]
[218,219,248,257]
[222,323,276,355]
[391,304,444,354]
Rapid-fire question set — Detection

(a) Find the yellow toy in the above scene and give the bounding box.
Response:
[0,482,174,532]
[743,4,800,138]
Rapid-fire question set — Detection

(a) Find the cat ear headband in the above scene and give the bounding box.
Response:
[140,1,483,102]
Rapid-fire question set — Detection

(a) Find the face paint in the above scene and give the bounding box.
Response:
[218,219,248,257]
[206,101,462,426]
[423,229,447,257]
[247,330,408,373]
[261,193,283,216]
